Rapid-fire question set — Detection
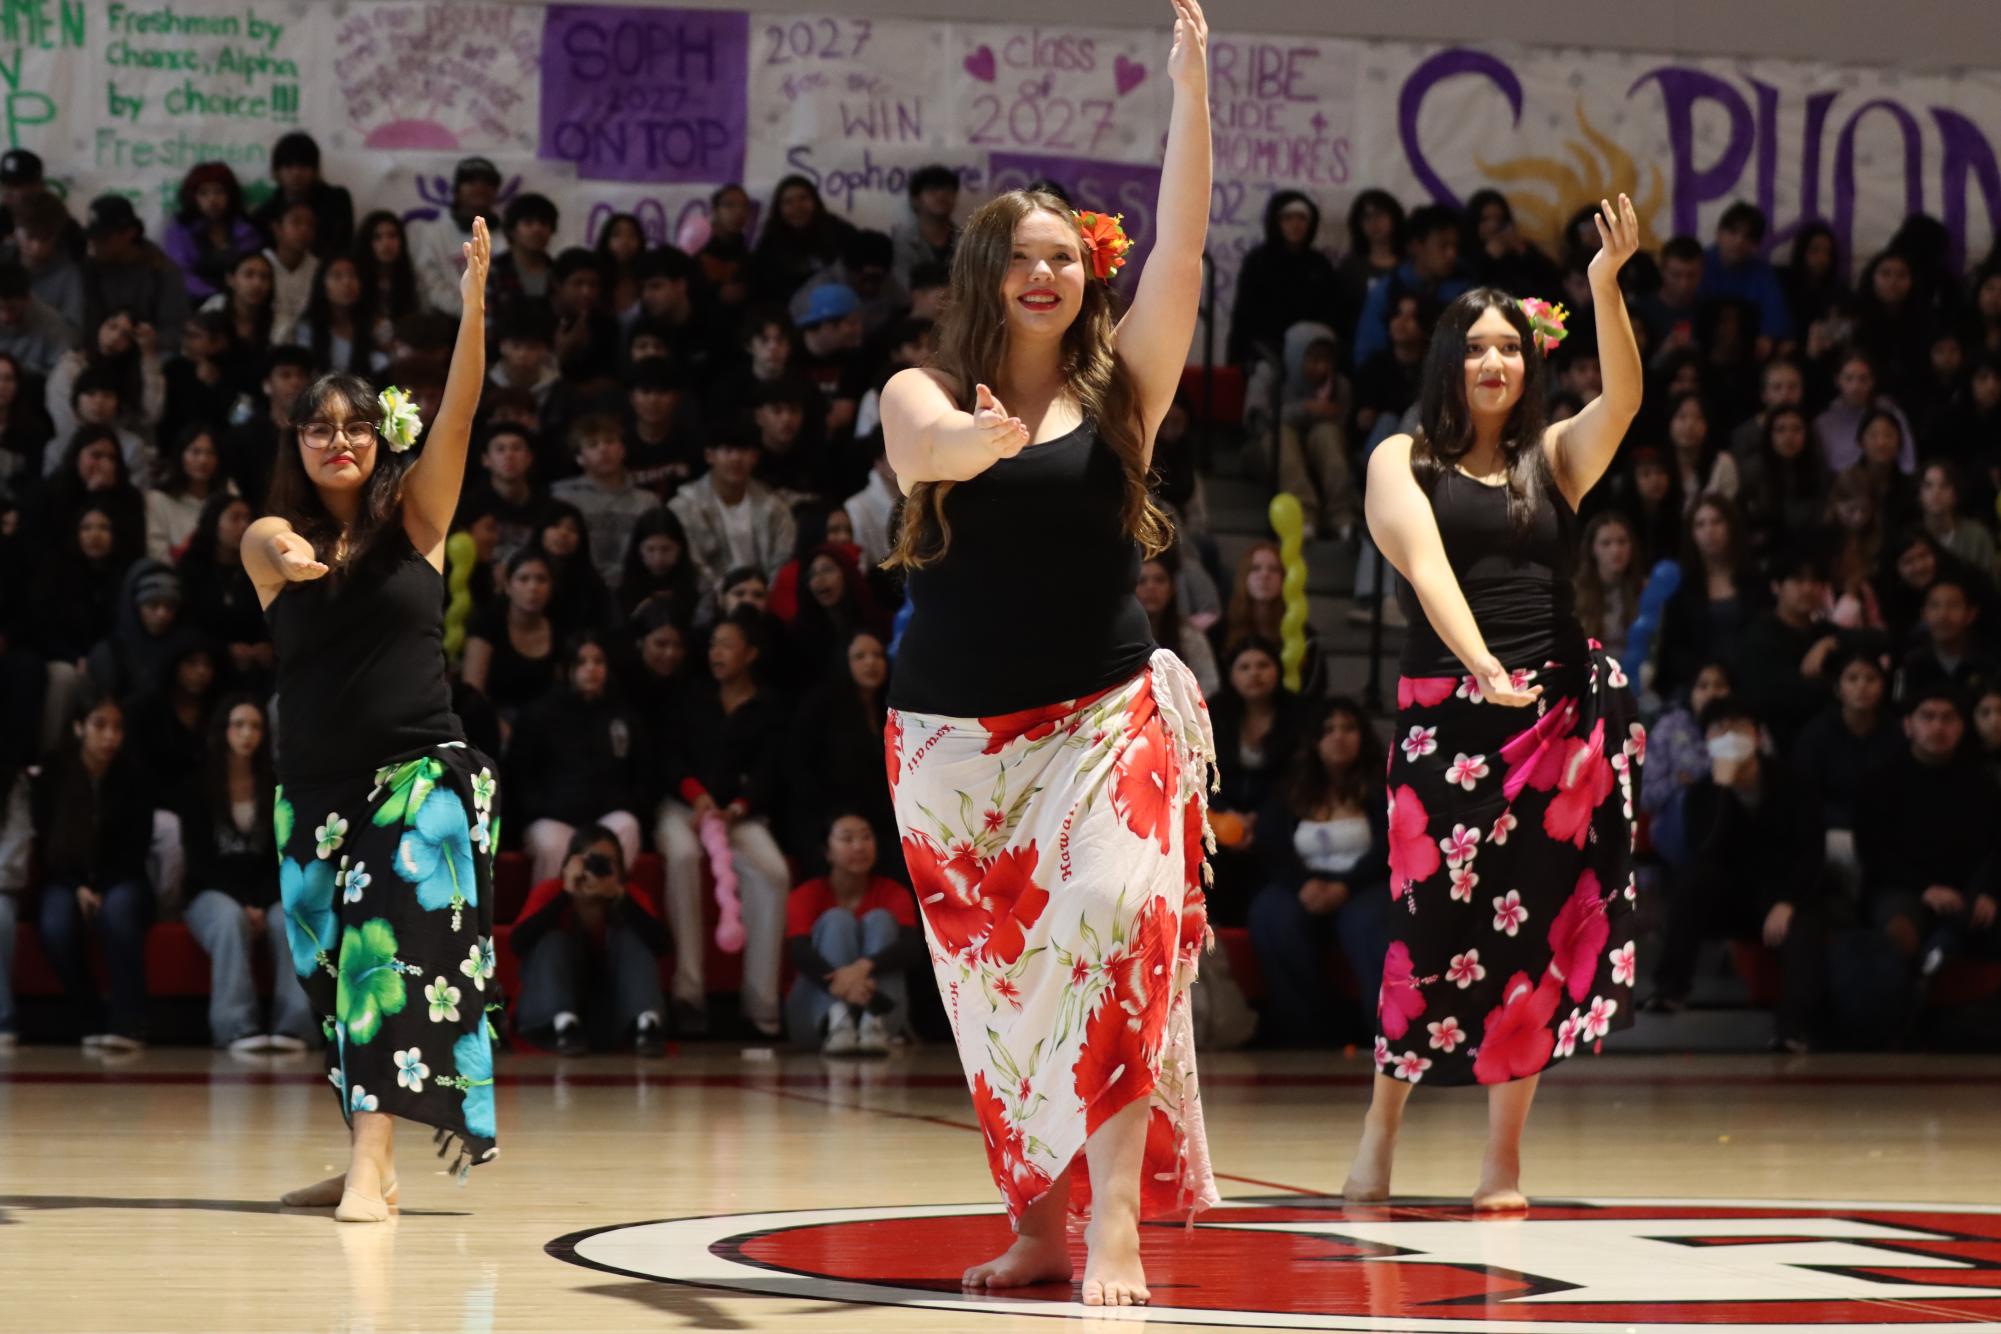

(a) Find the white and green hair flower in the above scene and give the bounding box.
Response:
[377,385,423,453]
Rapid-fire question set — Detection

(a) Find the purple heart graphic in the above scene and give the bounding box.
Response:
[963,45,996,83]
[1114,55,1147,97]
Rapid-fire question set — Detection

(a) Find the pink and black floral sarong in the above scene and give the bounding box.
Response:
[887,648,1219,1226]
[1379,642,1644,1087]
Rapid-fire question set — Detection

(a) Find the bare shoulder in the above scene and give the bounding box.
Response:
[885,365,962,408]
[1367,432,1417,480]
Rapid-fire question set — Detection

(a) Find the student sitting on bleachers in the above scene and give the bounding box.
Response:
[511,823,669,1058]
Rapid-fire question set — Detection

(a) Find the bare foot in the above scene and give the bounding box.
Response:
[1472,1183,1528,1213]
[335,1188,394,1223]
[1472,1143,1527,1212]
[1341,1122,1396,1203]
[282,1173,399,1209]
[1081,1213,1148,1307]
[961,1229,1073,1291]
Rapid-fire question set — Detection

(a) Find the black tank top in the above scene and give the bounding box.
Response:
[267,525,465,782]
[1396,469,1588,676]
[890,421,1155,716]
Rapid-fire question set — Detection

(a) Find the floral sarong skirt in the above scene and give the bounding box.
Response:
[277,741,502,1174]
[887,649,1220,1226]
[1380,644,1644,1087]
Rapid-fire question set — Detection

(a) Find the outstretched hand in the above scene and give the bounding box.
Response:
[270,528,328,582]
[972,383,1030,460]
[460,215,491,312]
[1587,193,1640,289]
[1477,662,1543,709]
[1166,0,1208,90]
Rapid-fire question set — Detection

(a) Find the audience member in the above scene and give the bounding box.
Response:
[408,156,505,315]
[1897,574,1995,705]
[510,631,650,883]
[749,175,855,304]
[1208,635,1312,922]
[785,628,895,862]
[1650,696,1826,1051]
[1137,552,1219,697]
[783,812,920,1053]
[488,192,559,313]
[79,195,189,359]
[1246,701,1391,1046]
[510,823,669,1057]
[249,132,353,259]
[1793,648,1903,902]
[551,413,661,589]
[1229,191,1340,369]
[1856,685,2000,980]
[668,418,796,608]
[1732,549,1839,752]
[1574,511,1643,661]
[160,163,262,303]
[888,165,960,290]
[176,695,309,1052]
[30,692,155,1048]
[652,608,790,1038]
[462,548,559,729]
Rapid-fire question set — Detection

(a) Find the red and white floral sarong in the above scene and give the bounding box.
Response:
[887,649,1219,1227]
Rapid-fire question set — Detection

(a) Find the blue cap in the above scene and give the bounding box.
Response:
[801,283,859,327]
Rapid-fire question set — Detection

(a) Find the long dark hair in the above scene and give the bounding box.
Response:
[41,691,132,874]
[156,420,222,498]
[182,489,251,569]
[887,189,1170,569]
[1409,288,1554,541]
[1345,188,1405,263]
[263,372,415,577]
[353,210,420,322]
[300,255,379,374]
[617,507,698,624]
[1287,697,1384,817]
[201,692,274,856]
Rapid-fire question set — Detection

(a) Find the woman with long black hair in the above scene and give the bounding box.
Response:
[1351,196,1645,1211]
[241,217,496,1221]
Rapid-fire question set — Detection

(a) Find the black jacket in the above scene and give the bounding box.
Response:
[1856,750,2001,902]
[30,748,154,888]
[507,689,653,828]
[663,684,784,815]
[1684,762,1825,912]
[1227,191,1341,368]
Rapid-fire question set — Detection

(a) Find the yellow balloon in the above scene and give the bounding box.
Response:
[1267,492,1304,547]
[442,530,478,660]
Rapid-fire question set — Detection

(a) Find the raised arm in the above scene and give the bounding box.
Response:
[1364,436,1541,707]
[402,216,491,561]
[1113,0,1210,447]
[880,367,1029,494]
[1544,195,1643,507]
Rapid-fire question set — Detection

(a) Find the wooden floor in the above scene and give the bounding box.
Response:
[2,1043,1998,1332]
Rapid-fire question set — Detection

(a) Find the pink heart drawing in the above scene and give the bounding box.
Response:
[963,45,997,83]
[1114,54,1147,96]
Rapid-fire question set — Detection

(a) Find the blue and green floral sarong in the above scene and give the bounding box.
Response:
[276,740,501,1174]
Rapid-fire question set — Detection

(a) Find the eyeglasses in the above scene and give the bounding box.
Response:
[300,421,377,449]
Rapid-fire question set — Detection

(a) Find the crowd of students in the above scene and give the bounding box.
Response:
[0,130,1995,1057]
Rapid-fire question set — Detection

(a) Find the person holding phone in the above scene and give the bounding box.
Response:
[509,824,669,1058]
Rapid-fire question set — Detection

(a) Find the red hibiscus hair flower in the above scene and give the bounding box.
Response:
[1473,971,1561,1085]
[1075,210,1132,281]
[1386,785,1441,897]
[1378,940,1428,1040]
[1545,870,1610,1003]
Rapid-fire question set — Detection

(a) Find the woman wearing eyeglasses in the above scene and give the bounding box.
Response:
[241,219,498,1223]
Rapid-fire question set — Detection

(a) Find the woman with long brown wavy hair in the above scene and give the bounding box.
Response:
[879,0,1211,1307]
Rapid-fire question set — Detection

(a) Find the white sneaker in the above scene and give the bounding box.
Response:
[81,1033,108,1050]
[95,1033,145,1054]
[0,1032,18,1055]
[856,1012,889,1056]
[265,1034,308,1054]
[822,1003,859,1055]
[228,1034,273,1057]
